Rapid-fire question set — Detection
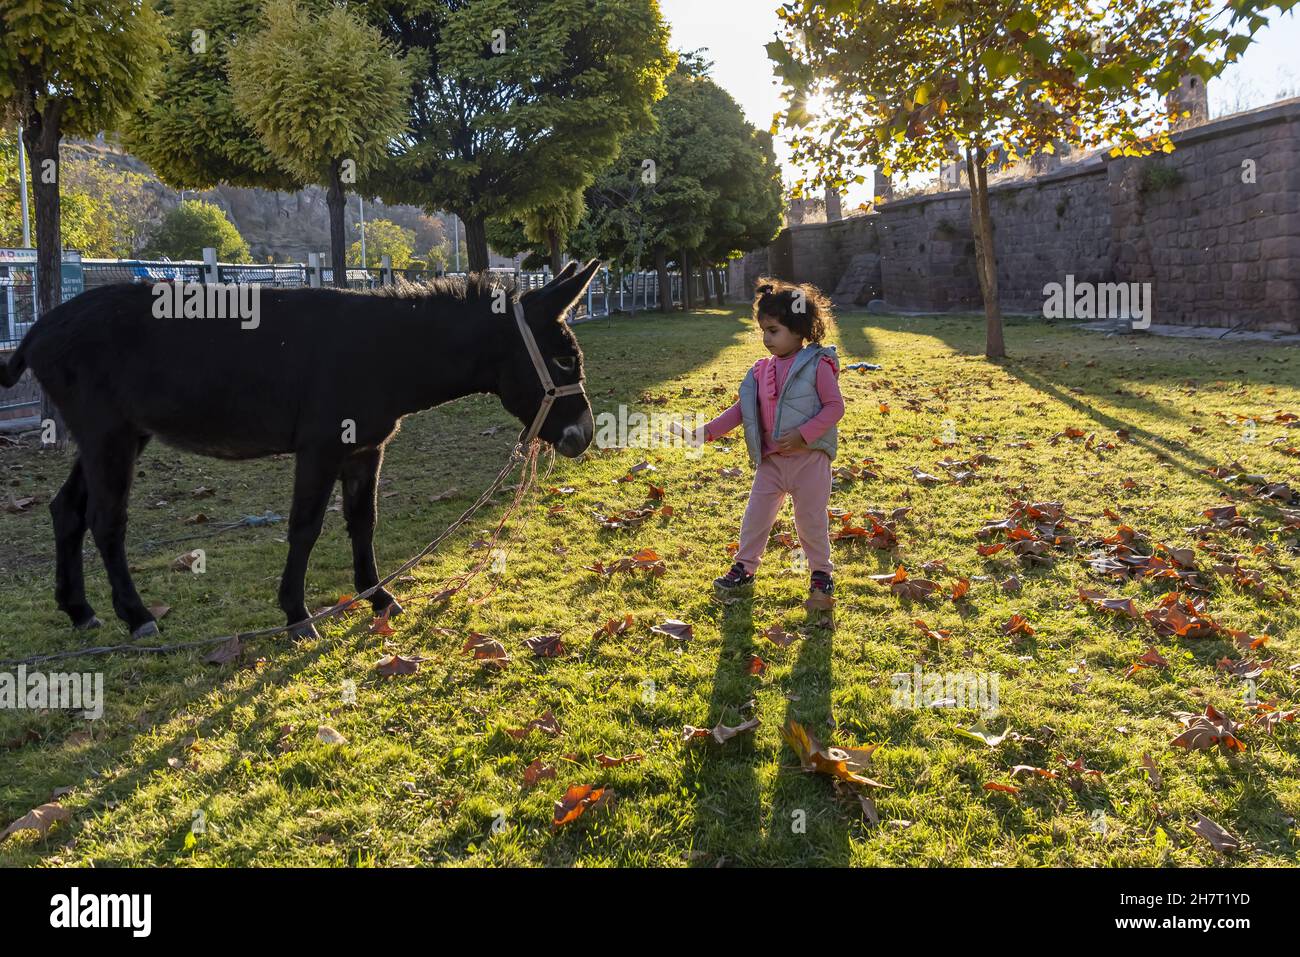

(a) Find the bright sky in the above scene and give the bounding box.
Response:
[657,0,1300,211]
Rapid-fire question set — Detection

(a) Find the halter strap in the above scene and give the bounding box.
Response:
[513,298,586,445]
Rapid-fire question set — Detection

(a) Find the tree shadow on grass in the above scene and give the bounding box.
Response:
[901,316,1293,499]
[0,628,344,865]
[825,309,882,368]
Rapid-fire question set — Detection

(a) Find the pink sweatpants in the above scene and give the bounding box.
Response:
[735,450,833,575]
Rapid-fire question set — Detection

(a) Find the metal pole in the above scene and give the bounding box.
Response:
[16,124,31,247]
[452,213,460,272]
[359,196,366,271]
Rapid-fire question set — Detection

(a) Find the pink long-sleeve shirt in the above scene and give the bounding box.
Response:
[704,351,844,458]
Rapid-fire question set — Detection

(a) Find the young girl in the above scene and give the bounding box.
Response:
[678,279,844,597]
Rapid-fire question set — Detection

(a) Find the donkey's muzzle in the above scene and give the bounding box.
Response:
[554,405,593,457]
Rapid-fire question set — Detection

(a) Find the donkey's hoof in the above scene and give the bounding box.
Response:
[289,622,321,642]
[74,614,103,631]
[130,620,160,641]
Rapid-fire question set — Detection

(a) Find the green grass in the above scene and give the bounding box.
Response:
[1,306,1298,867]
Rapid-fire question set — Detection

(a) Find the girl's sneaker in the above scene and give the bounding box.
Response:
[810,570,834,597]
[714,561,754,591]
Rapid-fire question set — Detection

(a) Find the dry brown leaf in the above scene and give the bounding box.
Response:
[376,653,424,677]
[650,619,694,642]
[506,710,562,739]
[204,636,243,666]
[1141,752,1163,790]
[781,720,889,788]
[0,803,70,842]
[1190,812,1239,854]
[523,759,556,789]
[524,633,566,658]
[316,725,347,745]
[1171,705,1245,753]
[594,753,644,767]
[763,623,800,648]
[463,632,511,667]
[552,784,613,829]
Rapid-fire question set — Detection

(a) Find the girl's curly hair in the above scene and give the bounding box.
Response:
[752,277,832,344]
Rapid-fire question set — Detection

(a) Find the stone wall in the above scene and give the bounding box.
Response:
[730,98,1300,333]
[1106,104,1299,331]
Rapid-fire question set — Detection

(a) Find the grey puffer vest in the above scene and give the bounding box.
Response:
[737,343,839,467]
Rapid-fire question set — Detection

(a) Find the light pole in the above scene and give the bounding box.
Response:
[16,124,30,247]
[359,196,366,271]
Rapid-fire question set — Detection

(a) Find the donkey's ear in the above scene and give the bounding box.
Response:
[537,259,602,320]
[520,259,580,303]
[550,260,580,285]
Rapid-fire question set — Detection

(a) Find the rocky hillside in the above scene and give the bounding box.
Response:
[66,138,461,265]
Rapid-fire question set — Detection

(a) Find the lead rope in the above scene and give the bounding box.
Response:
[0,299,585,667]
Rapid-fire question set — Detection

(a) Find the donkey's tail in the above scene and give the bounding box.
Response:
[0,342,28,388]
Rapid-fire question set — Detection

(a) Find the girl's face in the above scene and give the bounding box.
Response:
[758,313,804,358]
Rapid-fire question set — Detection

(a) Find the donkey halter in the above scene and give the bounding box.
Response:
[513,298,587,446]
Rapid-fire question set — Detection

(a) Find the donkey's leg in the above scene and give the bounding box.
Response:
[82,432,155,639]
[340,446,400,617]
[50,457,98,629]
[279,448,341,641]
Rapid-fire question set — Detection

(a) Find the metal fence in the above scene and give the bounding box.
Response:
[0,263,40,415]
[77,260,680,321]
[1,251,85,416]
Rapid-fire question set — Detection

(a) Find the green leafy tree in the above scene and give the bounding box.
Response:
[142,199,251,261]
[348,218,416,269]
[573,58,782,310]
[228,0,410,286]
[0,126,29,247]
[123,0,301,193]
[0,0,168,319]
[61,148,160,257]
[363,0,676,272]
[485,216,546,270]
[519,193,588,274]
[0,132,157,257]
[487,190,587,273]
[770,0,1291,358]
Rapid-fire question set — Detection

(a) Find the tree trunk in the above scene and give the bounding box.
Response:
[701,260,713,306]
[22,106,66,441]
[326,160,348,288]
[655,248,672,312]
[547,227,563,274]
[965,146,1006,359]
[464,214,489,273]
[681,250,694,310]
[715,266,727,303]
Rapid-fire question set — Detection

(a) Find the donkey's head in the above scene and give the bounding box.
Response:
[498,259,600,458]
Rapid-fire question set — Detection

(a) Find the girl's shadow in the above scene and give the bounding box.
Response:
[685,592,762,866]
[759,602,853,866]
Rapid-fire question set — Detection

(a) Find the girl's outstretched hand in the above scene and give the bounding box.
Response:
[669,421,706,447]
[776,430,808,453]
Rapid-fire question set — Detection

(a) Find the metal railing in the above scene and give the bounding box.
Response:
[1,252,83,416]
[74,260,713,320]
